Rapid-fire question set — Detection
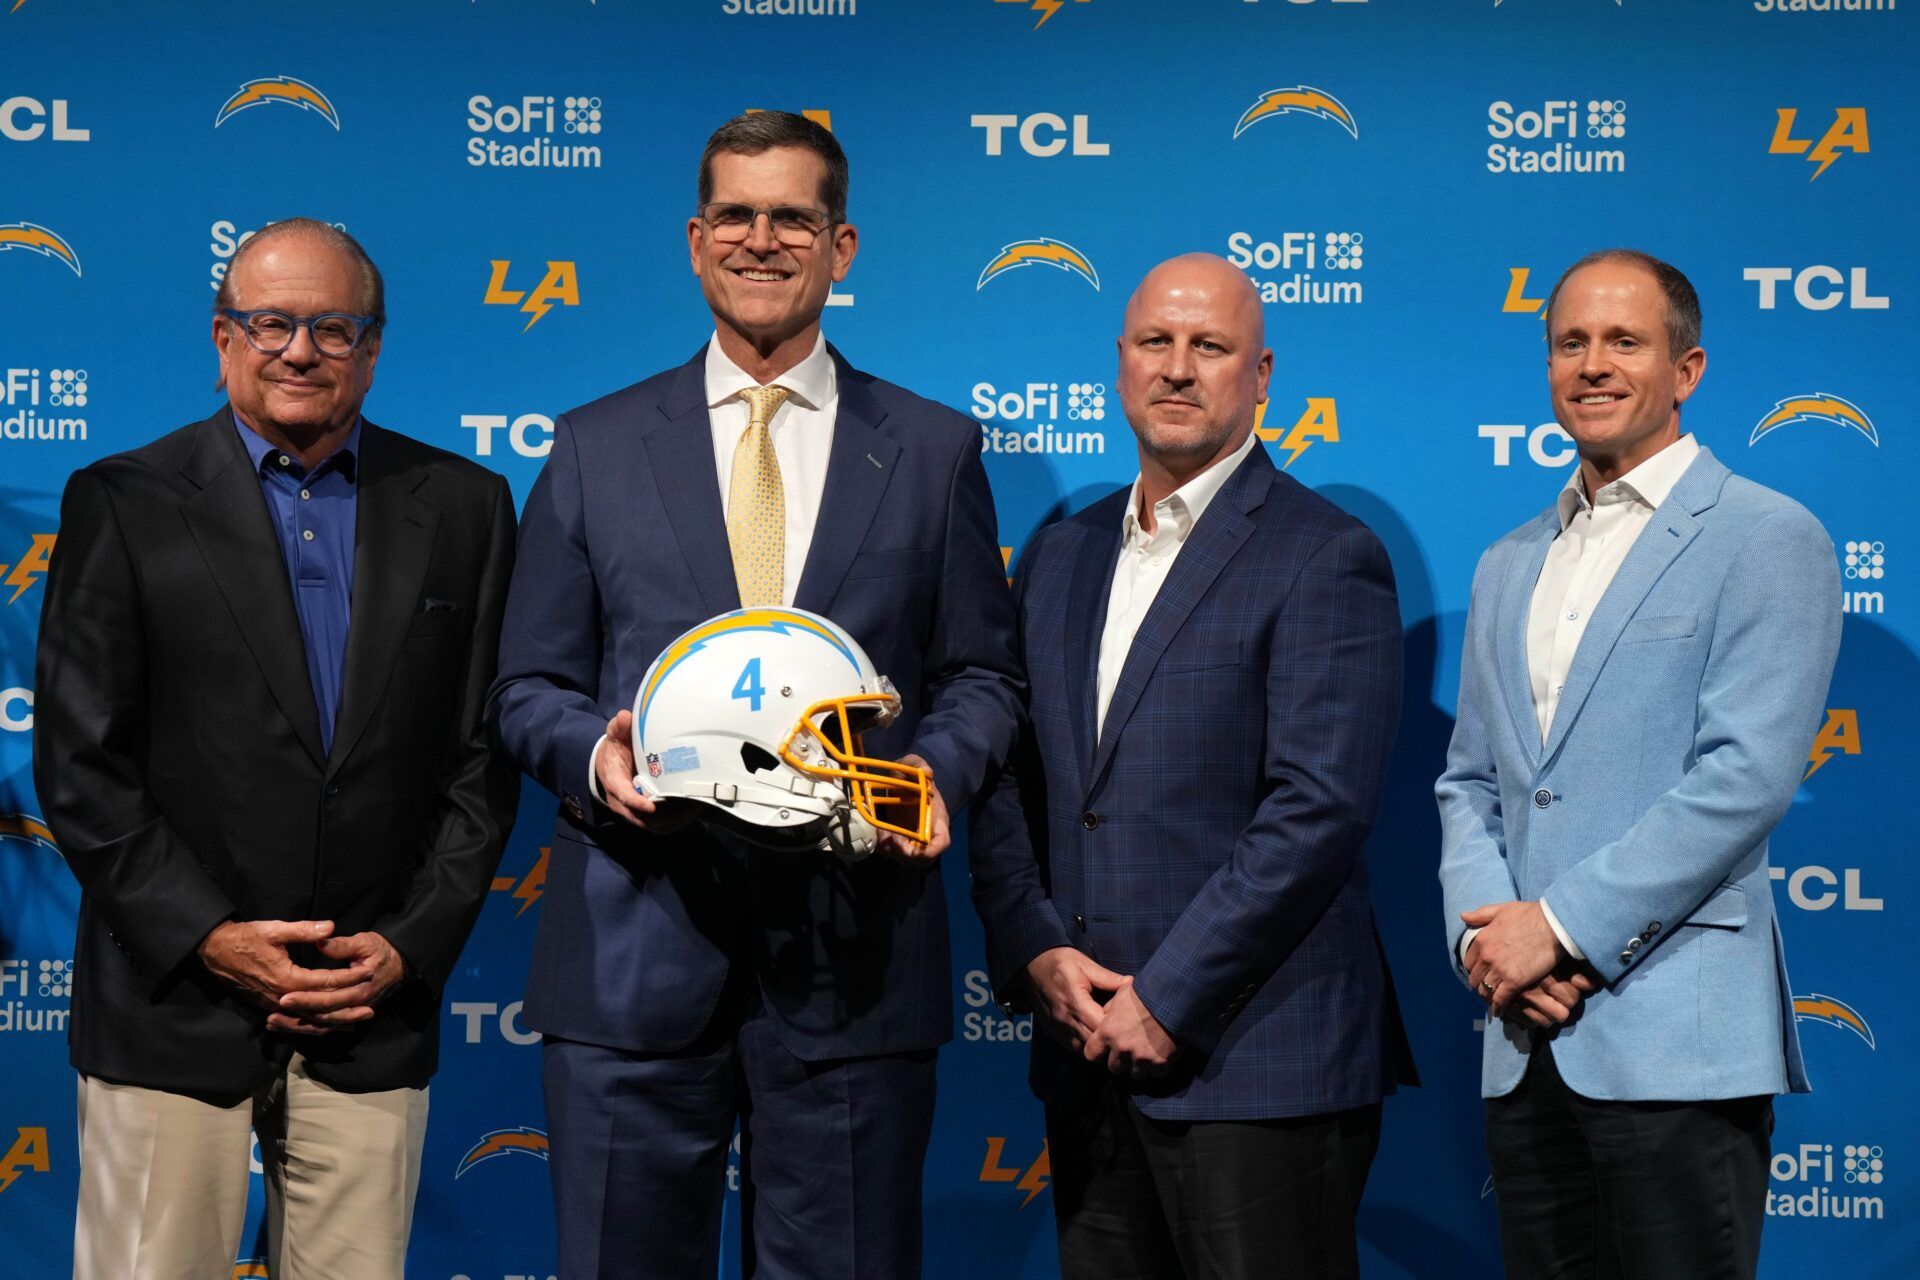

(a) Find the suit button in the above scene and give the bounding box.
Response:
[1618,950,1634,964]
[1073,914,1086,929]
[1646,921,1661,935]
[1626,937,1642,951]
[1082,812,1100,830]
[1533,789,1552,809]
[563,796,586,821]
[325,784,341,798]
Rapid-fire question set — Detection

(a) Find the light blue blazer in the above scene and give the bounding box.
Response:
[1437,447,1840,1102]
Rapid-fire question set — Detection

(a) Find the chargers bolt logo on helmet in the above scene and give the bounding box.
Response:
[631,608,932,854]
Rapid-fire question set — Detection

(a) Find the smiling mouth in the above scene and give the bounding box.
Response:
[734,267,792,283]
[1575,393,1625,405]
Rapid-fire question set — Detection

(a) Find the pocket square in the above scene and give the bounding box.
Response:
[420,597,459,614]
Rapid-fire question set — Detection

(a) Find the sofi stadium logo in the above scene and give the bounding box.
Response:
[1841,539,1885,615]
[722,0,857,12]
[454,1127,548,1179]
[1231,86,1358,142]
[1486,99,1626,174]
[3,367,88,444]
[1227,230,1364,306]
[1755,0,1895,11]
[0,222,79,276]
[971,379,1107,455]
[977,239,1099,291]
[1749,392,1877,448]
[1769,1141,1888,1221]
[961,969,1034,1042]
[467,94,603,170]
[214,77,339,130]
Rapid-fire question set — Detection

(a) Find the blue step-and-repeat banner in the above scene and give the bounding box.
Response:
[2,2,1916,1277]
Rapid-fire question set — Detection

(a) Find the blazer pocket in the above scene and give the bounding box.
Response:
[843,548,935,582]
[406,606,468,640]
[1619,612,1697,644]
[1159,640,1245,672]
[1683,882,1747,930]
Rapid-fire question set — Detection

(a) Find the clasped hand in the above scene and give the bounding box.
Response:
[1024,946,1177,1077]
[197,919,406,1035]
[1461,900,1598,1026]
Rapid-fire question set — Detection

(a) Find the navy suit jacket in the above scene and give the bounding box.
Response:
[971,445,1414,1120]
[487,345,1022,1060]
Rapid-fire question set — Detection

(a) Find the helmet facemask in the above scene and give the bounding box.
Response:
[778,676,932,843]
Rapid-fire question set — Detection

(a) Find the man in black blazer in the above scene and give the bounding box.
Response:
[32,219,519,1280]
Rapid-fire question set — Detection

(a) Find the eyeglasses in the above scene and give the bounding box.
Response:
[219,308,378,357]
[697,203,834,248]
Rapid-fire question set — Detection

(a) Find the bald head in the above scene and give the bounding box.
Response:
[1117,253,1273,496]
[1124,253,1266,351]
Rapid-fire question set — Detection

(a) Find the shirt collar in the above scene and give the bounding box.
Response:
[704,330,836,413]
[1555,432,1698,530]
[1122,429,1258,546]
[232,411,361,483]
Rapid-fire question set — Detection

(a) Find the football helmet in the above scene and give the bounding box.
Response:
[630,607,931,852]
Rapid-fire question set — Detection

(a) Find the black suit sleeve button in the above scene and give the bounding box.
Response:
[1072,914,1086,930]
[1081,812,1100,830]
[325,783,341,797]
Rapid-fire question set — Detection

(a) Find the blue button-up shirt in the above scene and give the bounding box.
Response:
[233,416,359,755]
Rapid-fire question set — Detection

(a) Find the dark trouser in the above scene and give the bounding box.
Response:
[541,984,937,1280]
[1486,1044,1773,1280]
[1045,1069,1382,1280]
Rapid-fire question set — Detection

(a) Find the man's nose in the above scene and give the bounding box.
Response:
[280,322,321,366]
[743,211,780,255]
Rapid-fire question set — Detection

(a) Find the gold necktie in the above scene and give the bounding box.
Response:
[728,384,792,608]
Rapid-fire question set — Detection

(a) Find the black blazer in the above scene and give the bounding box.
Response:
[33,408,519,1098]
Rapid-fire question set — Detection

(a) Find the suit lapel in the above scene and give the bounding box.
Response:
[327,423,439,775]
[794,350,900,614]
[645,350,740,616]
[178,409,327,770]
[1062,499,1127,791]
[1088,449,1270,791]
[1495,516,1556,768]
[1538,449,1727,764]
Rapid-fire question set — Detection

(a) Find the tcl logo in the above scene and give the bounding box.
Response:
[1744,267,1888,311]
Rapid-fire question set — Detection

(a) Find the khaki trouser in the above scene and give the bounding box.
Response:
[74,1054,428,1280]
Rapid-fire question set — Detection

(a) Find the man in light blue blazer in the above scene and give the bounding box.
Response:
[1437,249,1840,1279]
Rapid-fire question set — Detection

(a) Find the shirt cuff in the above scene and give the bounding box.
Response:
[1539,898,1585,962]
[587,734,610,805]
[1459,925,1483,967]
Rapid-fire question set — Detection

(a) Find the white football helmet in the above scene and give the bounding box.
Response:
[630,607,931,855]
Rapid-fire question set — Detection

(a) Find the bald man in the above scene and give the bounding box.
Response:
[970,255,1413,1279]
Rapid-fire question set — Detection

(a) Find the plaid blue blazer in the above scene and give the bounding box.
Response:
[971,445,1415,1121]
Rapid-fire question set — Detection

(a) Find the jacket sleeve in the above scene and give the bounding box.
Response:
[967,533,1070,1002]
[373,475,522,991]
[485,412,610,818]
[904,428,1026,813]
[1435,545,1523,987]
[1541,507,1841,984]
[33,468,235,989]
[1131,524,1404,1055]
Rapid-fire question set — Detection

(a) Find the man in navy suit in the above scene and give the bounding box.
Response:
[970,254,1411,1279]
[487,112,1022,1278]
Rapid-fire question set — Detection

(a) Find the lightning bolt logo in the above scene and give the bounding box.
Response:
[10,2,30,13]
[491,847,549,916]
[1232,86,1358,141]
[1794,993,1876,1049]
[0,813,59,853]
[995,0,1086,30]
[0,222,81,277]
[976,238,1100,292]
[0,533,57,605]
[1749,393,1878,447]
[454,1127,549,1179]
[979,1137,1051,1208]
[214,76,341,130]
[638,608,861,739]
[1014,1144,1051,1208]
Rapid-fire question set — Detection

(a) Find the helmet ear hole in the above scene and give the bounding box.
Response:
[741,742,781,775]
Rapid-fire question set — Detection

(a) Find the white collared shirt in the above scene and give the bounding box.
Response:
[704,329,839,609]
[588,331,839,802]
[1096,430,1258,739]
[1479,432,1700,965]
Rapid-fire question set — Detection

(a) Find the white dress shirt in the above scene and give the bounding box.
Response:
[1465,433,1700,966]
[1096,430,1258,739]
[590,331,840,800]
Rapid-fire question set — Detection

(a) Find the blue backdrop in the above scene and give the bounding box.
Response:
[2,2,1914,1277]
